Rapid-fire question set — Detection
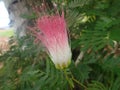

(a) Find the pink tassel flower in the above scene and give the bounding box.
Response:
[35,13,72,69]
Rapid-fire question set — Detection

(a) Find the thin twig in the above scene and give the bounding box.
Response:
[75,51,84,66]
[72,77,87,89]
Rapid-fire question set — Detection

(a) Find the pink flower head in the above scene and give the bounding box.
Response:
[36,12,72,69]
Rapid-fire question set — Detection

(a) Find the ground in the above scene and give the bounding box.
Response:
[0,28,14,52]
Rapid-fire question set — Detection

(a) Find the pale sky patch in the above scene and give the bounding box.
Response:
[0,1,10,28]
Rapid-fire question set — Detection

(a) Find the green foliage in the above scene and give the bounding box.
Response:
[20,13,37,20]
[0,35,73,90]
[33,60,69,90]
[78,30,110,51]
[110,27,120,41]
[0,0,120,90]
[87,81,108,90]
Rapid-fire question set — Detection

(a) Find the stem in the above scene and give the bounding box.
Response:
[63,69,87,89]
[75,51,84,66]
[63,69,74,89]
[72,77,87,89]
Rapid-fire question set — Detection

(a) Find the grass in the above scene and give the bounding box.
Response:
[0,28,14,37]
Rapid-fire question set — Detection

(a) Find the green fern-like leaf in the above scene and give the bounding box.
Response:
[79,30,111,51]
[111,77,120,90]
[101,57,120,75]
[34,60,69,90]
[68,0,91,8]
[87,81,108,90]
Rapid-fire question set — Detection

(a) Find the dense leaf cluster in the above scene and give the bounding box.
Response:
[0,0,120,90]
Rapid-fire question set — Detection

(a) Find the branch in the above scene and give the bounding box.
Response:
[75,51,84,66]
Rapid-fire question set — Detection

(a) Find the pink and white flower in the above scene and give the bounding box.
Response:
[35,13,72,69]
